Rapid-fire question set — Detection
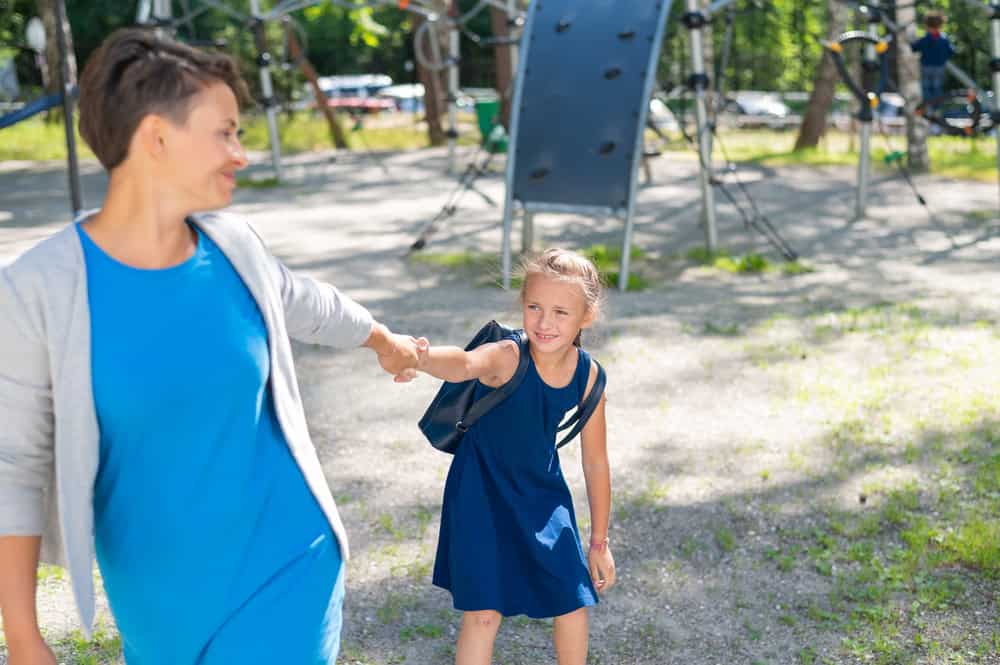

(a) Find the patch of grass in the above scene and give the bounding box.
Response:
[579,243,652,291]
[37,564,65,583]
[235,175,281,189]
[54,628,122,665]
[744,619,763,641]
[241,111,480,154]
[375,513,407,540]
[685,247,806,275]
[408,250,497,270]
[797,645,819,664]
[779,422,1000,659]
[715,527,737,553]
[399,623,442,642]
[675,128,998,183]
[376,591,421,624]
[0,116,97,162]
[703,320,741,336]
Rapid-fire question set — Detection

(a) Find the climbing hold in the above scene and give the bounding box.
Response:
[530,167,550,180]
[555,19,571,33]
[883,150,904,165]
[618,30,636,40]
[599,141,616,155]
[604,67,622,80]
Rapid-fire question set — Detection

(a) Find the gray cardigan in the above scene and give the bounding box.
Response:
[0,211,375,636]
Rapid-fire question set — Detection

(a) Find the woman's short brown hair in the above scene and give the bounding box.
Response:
[78,28,250,171]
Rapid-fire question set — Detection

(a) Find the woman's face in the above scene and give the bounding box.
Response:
[160,81,247,211]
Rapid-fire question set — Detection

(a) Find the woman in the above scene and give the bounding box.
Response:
[0,28,419,664]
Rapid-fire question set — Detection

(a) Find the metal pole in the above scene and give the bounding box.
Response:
[856,4,880,220]
[447,2,461,175]
[506,0,519,73]
[685,0,717,251]
[54,0,82,216]
[990,2,1000,208]
[250,0,284,182]
[152,0,172,38]
[521,211,534,253]
[501,0,537,289]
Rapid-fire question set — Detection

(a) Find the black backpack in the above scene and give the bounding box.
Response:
[417,320,607,454]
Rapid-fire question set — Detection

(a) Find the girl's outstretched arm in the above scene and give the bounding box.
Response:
[416,339,520,387]
[580,361,615,592]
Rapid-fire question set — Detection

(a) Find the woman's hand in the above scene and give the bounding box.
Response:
[365,323,425,380]
[588,543,616,593]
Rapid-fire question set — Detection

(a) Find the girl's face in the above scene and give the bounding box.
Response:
[521,275,594,353]
[159,82,247,211]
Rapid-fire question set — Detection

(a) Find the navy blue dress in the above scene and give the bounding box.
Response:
[432,344,598,618]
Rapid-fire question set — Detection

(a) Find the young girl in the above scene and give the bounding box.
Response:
[415,248,615,665]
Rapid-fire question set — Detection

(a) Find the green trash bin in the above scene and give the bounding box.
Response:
[473,98,508,153]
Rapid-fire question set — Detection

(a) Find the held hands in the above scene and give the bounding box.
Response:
[588,539,616,593]
[387,336,429,383]
[366,322,430,383]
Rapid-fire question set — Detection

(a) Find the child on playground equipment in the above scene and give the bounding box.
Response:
[909,10,956,105]
[414,248,615,665]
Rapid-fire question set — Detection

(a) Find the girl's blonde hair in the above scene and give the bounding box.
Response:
[517,248,605,347]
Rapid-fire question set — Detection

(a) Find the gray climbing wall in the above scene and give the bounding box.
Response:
[507,0,674,211]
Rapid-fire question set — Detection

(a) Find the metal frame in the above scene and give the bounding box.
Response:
[847,0,1000,214]
[500,0,675,292]
[138,0,525,180]
[55,0,82,215]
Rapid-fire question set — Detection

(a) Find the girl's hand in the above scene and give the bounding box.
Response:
[588,543,616,593]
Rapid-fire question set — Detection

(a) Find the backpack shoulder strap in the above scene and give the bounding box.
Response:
[555,358,606,449]
[456,330,529,432]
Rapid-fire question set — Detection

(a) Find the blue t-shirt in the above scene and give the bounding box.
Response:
[910,32,955,67]
[78,223,332,662]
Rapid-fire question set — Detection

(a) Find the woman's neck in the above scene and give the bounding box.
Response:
[82,169,197,269]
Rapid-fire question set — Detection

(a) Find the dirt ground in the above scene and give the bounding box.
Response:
[1,146,998,664]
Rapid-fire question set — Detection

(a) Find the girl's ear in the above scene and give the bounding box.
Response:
[581,305,597,329]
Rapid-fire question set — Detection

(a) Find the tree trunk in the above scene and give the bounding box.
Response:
[489,6,515,129]
[285,25,349,149]
[414,11,447,146]
[895,4,930,172]
[794,0,848,150]
[39,0,76,122]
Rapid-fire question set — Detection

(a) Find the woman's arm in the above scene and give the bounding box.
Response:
[579,361,615,591]
[250,230,420,375]
[417,340,520,386]
[0,536,55,663]
[0,270,56,663]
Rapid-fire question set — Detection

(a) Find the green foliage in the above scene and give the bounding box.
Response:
[580,243,650,291]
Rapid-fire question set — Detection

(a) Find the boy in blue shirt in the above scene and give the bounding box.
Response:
[910,11,956,105]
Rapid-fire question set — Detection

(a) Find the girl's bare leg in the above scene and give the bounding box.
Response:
[456,610,502,665]
[553,607,588,665]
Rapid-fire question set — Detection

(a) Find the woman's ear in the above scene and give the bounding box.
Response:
[132,114,167,162]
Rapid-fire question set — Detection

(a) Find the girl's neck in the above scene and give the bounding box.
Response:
[529,342,578,372]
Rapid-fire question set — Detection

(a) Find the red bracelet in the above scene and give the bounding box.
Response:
[589,537,610,552]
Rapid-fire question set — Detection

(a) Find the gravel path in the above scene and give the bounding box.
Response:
[1,147,997,664]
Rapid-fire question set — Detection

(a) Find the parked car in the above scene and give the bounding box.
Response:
[724,92,791,118]
[376,83,425,112]
[648,97,679,132]
[306,74,397,113]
